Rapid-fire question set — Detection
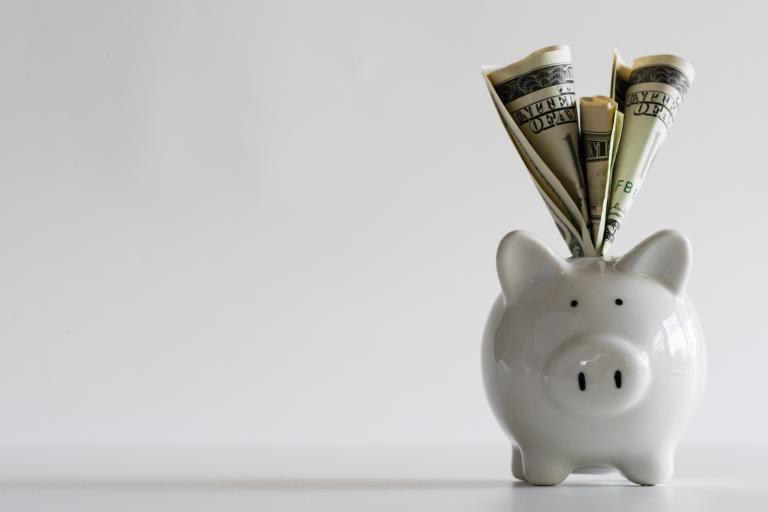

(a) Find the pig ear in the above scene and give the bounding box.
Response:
[615,230,692,294]
[497,231,566,300]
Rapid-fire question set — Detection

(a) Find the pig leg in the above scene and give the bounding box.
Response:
[520,448,571,486]
[511,445,525,481]
[618,452,674,486]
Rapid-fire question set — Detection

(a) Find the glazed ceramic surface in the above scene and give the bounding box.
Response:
[482,230,706,486]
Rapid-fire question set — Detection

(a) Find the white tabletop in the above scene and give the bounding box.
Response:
[0,443,764,511]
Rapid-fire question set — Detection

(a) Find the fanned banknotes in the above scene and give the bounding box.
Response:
[483,45,693,256]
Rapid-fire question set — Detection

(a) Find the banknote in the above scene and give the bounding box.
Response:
[482,69,596,257]
[602,54,694,254]
[486,46,590,229]
[580,96,620,253]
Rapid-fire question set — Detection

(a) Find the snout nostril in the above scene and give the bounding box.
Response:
[614,370,622,389]
[578,372,586,391]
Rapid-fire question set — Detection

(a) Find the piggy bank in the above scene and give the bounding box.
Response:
[482,229,706,485]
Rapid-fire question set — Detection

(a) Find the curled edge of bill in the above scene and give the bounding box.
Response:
[482,66,596,257]
[610,47,632,111]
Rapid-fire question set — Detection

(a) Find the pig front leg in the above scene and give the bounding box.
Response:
[519,447,572,485]
[617,452,674,486]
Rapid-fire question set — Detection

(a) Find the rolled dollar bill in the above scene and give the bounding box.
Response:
[602,54,694,254]
[482,69,596,257]
[487,46,590,229]
[580,96,619,252]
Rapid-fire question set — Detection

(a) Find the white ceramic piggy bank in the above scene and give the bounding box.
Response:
[482,229,706,485]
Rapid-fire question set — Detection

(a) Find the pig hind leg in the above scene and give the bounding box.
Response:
[617,452,674,486]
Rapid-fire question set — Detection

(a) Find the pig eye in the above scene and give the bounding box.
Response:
[570,300,578,307]
[614,298,624,306]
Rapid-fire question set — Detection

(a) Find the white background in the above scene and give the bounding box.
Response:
[0,0,763,451]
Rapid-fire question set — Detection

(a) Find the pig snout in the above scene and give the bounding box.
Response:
[543,336,651,416]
